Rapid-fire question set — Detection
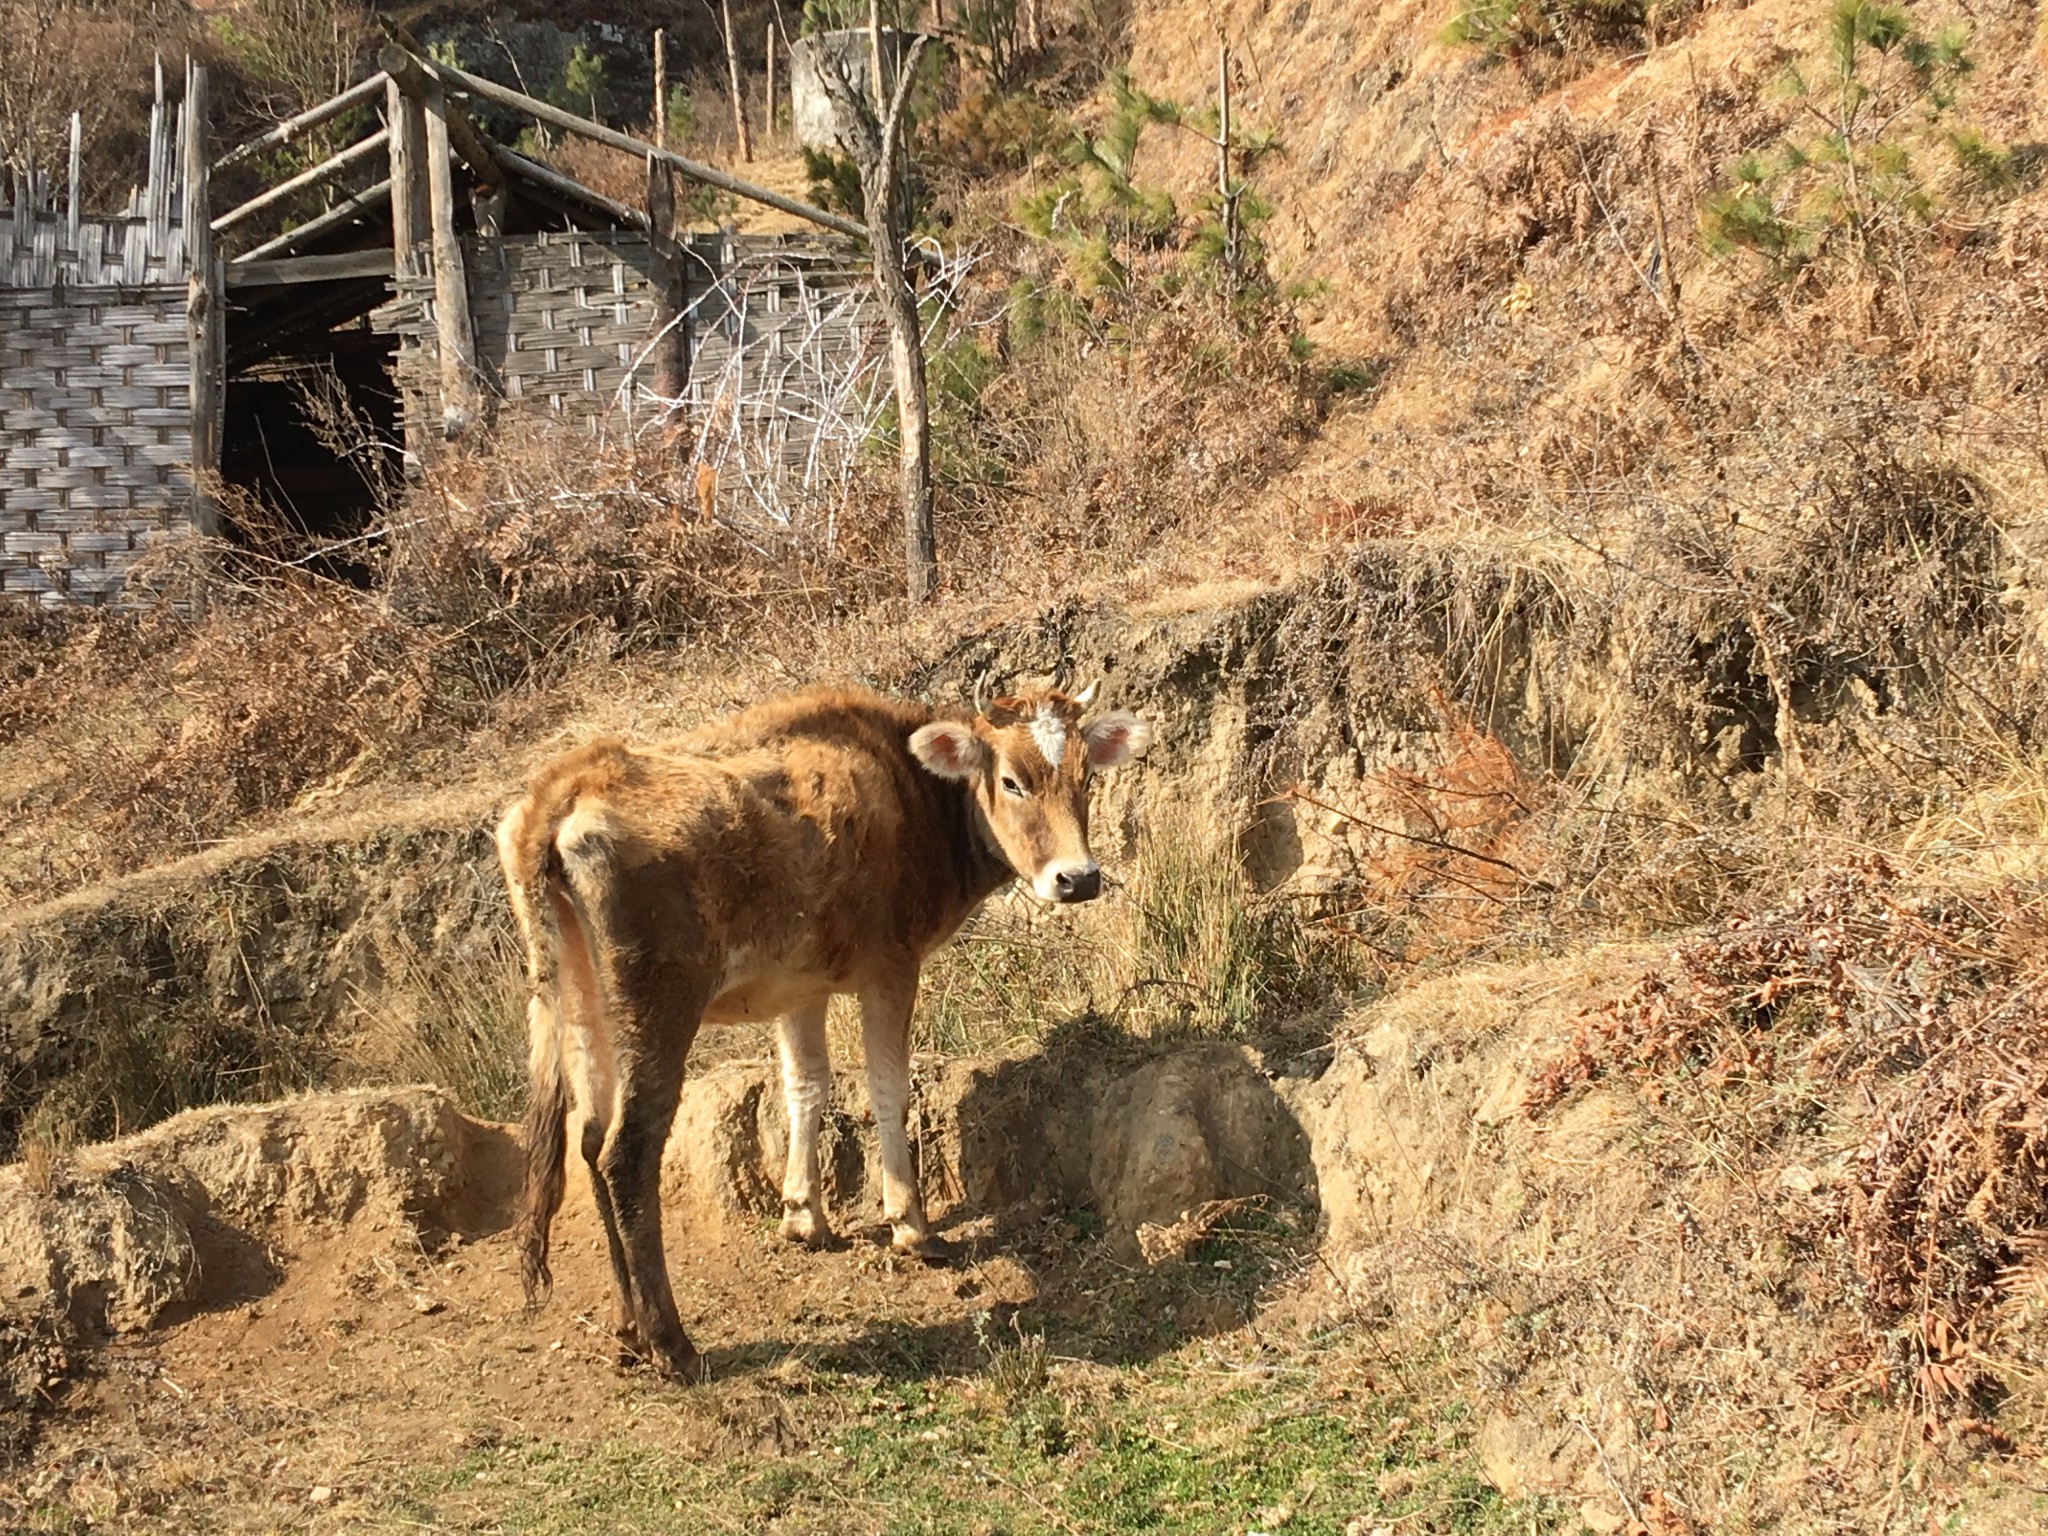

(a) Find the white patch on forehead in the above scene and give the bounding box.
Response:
[1029,704,1067,768]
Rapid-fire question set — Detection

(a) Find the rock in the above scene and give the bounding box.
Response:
[1778,1163,1820,1194]
[1475,1411,1589,1499]
[0,1163,197,1335]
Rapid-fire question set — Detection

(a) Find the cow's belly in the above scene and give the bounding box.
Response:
[700,951,841,1023]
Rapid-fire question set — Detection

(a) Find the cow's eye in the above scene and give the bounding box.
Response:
[1000,775,1025,798]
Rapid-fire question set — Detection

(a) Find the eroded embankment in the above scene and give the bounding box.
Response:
[8,524,1991,1160]
[12,941,2024,1532]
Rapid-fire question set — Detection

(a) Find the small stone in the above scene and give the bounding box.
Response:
[412,1294,445,1316]
[1779,1164,1820,1194]
[308,1485,334,1505]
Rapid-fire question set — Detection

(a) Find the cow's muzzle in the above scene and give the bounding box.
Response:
[1051,863,1102,904]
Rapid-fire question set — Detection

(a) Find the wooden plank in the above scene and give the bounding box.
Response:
[423,75,480,436]
[183,59,222,538]
[65,112,80,253]
[416,55,866,240]
[491,145,645,229]
[210,130,389,236]
[146,62,166,261]
[226,249,395,287]
[213,72,392,172]
[386,78,428,257]
[234,177,392,262]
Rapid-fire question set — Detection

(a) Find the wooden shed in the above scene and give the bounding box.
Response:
[0,44,873,606]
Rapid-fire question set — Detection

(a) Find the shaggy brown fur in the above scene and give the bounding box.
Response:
[497,684,1153,1381]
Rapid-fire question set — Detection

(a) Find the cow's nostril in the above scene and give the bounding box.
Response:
[1055,865,1102,903]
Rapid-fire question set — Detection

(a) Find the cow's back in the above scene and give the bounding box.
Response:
[579,688,1003,1014]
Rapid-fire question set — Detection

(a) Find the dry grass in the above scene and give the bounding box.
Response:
[913,812,1364,1055]
[343,931,529,1123]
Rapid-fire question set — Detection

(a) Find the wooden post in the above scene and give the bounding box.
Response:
[722,0,753,162]
[376,34,500,192]
[422,74,480,437]
[386,76,428,260]
[645,155,689,435]
[65,111,79,252]
[764,24,776,144]
[654,28,668,150]
[182,59,223,539]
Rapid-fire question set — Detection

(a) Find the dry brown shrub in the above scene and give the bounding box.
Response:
[541,133,645,212]
[944,306,1324,590]
[1283,696,1552,969]
[1527,857,2048,1396]
[120,579,437,851]
[383,421,896,697]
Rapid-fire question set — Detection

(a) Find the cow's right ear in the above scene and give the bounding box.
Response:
[910,721,988,780]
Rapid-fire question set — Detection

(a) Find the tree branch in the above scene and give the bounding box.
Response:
[878,35,930,190]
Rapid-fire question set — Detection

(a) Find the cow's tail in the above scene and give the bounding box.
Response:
[497,788,590,1311]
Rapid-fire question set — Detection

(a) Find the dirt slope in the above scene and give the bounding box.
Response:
[8,945,2044,1533]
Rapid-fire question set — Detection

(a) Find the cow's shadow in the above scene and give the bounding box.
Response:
[683,1014,1330,1381]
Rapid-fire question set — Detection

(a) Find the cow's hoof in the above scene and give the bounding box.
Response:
[655,1344,709,1385]
[893,1231,964,1267]
[619,1328,707,1384]
[779,1205,834,1248]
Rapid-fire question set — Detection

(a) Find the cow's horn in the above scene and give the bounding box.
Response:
[1073,679,1100,709]
[972,673,990,717]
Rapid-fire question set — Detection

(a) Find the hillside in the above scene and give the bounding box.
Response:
[7,0,2048,1531]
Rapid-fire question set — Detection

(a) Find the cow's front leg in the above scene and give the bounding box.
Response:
[858,971,953,1262]
[775,1000,834,1247]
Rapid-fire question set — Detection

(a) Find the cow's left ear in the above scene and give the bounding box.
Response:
[1082,711,1153,770]
[911,720,989,779]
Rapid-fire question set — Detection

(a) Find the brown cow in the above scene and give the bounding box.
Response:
[496,682,1154,1381]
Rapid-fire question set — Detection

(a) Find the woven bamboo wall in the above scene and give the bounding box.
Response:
[0,286,193,607]
[372,227,873,453]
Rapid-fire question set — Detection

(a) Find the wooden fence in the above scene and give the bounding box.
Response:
[372,227,876,485]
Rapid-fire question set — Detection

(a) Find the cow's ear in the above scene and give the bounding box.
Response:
[1082,711,1153,769]
[911,721,988,779]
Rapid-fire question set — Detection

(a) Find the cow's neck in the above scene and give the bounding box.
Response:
[953,784,1022,906]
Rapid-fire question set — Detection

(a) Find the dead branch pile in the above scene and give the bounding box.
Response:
[1528,857,2048,1358]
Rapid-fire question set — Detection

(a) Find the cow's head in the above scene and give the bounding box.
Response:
[910,682,1154,903]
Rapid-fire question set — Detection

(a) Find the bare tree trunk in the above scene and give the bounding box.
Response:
[817,35,935,600]
[721,0,752,161]
[764,24,776,144]
[869,196,934,598]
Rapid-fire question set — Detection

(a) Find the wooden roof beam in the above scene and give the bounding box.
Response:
[233,177,393,263]
[213,71,392,173]
[212,129,388,236]
[380,39,866,241]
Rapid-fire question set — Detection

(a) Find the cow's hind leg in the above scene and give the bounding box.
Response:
[776,1001,834,1247]
[598,1013,704,1383]
[578,1111,642,1362]
[859,972,954,1263]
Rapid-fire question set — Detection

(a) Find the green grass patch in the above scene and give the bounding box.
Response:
[382,1355,1572,1534]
